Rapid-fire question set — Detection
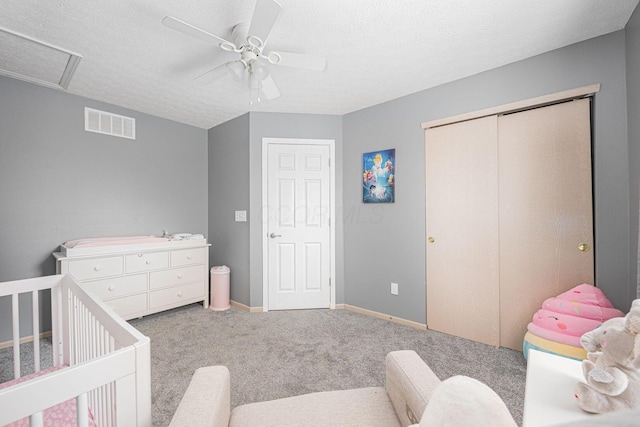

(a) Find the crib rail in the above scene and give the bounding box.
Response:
[1,275,61,379]
[0,274,151,426]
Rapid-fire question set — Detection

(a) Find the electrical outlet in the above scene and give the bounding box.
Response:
[234,210,247,222]
[391,282,398,295]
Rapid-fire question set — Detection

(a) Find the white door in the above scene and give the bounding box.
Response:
[266,142,331,310]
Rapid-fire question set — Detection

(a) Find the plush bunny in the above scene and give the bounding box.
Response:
[574,300,640,413]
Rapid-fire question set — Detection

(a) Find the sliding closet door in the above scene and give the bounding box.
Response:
[426,116,500,346]
[498,98,594,350]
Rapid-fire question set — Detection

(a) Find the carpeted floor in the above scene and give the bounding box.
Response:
[1,303,527,426]
[129,304,526,426]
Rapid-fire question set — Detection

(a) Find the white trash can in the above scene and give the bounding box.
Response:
[210,265,230,311]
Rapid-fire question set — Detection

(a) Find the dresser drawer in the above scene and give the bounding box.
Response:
[149,265,204,290]
[125,251,169,273]
[104,293,148,319]
[85,274,147,300]
[171,247,206,267]
[149,282,204,309]
[68,256,123,281]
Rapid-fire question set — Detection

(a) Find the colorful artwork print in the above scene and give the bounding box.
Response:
[362,149,395,203]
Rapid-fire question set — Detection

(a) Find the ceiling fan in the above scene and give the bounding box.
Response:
[162,0,327,103]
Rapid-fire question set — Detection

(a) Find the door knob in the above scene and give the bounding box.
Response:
[428,237,435,243]
[578,243,590,252]
[270,233,282,239]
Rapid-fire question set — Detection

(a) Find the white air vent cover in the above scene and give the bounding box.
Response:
[85,107,135,139]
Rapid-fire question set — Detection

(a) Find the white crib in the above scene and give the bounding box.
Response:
[0,274,151,426]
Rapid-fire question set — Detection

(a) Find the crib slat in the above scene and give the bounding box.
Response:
[32,290,40,373]
[12,293,20,379]
[77,393,89,427]
[50,282,64,366]
[29,410,43,427]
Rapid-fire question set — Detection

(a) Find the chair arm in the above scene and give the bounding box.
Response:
[385,350,441,426]
[169,366,231,427]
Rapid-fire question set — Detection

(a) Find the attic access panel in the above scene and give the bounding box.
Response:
[0,26,81,90]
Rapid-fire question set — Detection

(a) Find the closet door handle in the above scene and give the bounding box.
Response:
[427,237,435,243]
[578,243,590,252]
[270,233,282,239]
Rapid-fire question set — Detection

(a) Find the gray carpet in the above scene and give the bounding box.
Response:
[1,304,527,426]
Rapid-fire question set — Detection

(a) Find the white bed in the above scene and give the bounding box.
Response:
[0,274,151,426]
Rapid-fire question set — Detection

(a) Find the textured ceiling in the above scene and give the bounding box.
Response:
[0,0,638,129]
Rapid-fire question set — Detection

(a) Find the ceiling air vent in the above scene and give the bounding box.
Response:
[85,107,136,140]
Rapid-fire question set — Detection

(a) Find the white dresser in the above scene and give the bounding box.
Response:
[54,240,210,320]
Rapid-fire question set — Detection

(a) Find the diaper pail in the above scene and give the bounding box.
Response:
[210,265,230,311]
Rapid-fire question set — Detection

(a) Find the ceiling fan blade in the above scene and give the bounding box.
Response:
[260,74,280,100]
[267,51,326,72]
[248,0,282,47]
[163,16,236,50]
[193,62,230,83]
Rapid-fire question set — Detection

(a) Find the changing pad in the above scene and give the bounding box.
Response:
[64,235,170,248]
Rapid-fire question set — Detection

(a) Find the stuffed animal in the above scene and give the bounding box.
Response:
[574,300,640,413]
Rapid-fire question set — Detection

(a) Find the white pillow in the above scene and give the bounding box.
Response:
[419,375,517,427]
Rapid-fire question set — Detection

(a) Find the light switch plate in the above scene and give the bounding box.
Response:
[391,282,398,295]
[234,210,247,222]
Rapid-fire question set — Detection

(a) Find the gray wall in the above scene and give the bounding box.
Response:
[207,112,343,308]
[0,75,208,341]
[208,114,251,305]
[627,6,640,300]
[248,112,344,308]
[3,19,638,342]
[343,30,633,324]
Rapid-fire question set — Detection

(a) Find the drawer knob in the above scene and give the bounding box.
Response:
[146,260,151,265]
[108,286,115,292]
[187,255,192,260]
[94,265,101,271]
[138,253,143,257]
[177,291,183,297]
[177,274,183,279]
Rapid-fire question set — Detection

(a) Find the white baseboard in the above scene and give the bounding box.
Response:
[340,305,427,330]
[0,331,53,350]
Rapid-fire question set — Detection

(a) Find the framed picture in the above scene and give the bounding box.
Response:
[362,148,395,203]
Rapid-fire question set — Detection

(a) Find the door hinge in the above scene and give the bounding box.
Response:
[329,278,332,288]
[328,158,331,167]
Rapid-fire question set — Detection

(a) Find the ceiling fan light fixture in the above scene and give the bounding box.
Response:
[250,62,270,81]
[227,61,245,80]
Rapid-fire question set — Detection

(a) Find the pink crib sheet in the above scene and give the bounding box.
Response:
[0,365,97,427]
